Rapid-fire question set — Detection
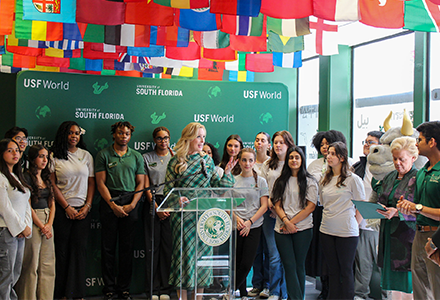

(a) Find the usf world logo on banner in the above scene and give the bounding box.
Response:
[16,71,289,296]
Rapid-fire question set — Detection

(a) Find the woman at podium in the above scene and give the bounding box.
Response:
[163,122,236,300]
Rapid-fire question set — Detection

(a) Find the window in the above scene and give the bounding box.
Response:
[353,33,415,159]
[430,32,440,121]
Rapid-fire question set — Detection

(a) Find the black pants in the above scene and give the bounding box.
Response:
[100,192,140,294]
[144,195,172,295]
[320,233,358,300]
[235,226,262,297]
[53,202,91,299]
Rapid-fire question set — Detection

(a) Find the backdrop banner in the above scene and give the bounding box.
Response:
[16,70,289,296]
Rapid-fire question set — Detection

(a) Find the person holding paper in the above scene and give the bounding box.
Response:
[375,137,418,299]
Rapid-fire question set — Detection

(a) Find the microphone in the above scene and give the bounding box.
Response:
[201,159,208,178]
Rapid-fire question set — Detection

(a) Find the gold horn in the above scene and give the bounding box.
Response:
[401,109,414,136]
[383,111,392,132]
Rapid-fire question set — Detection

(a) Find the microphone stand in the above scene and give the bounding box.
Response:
[109,168,207,300]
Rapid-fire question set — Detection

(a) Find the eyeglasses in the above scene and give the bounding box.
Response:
[362,140,378,146]
[14,136,28,143]
[155,136,170,142]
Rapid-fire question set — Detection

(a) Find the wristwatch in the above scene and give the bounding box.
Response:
[415,204,424,214]
[430,240,438,251]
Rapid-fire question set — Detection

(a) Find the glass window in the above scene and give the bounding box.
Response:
[430,33,440,121]
[298,58,319,166]
[353,33,414,159]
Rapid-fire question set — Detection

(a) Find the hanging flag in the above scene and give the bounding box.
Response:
[221,13,264,36]
[268,32,304,53]
[76,0,125,25]
[133,63,163,73]
[261,0,313,19]
[81,23,105,43]
[45,40,84,50]
[267,17,310,37]
[166,41,200,60]
[118,53,150,63]
[429,0,440,4]
[404,0,440,32]
[245,53,274,72]
[1,51,37,68]
[313,0,360,21]
[103,59,134,71]
[0,0,15,35]
[44,47,82,58]
[202,46,237,61]
[229,70,254,82]
[125,0,174,26]
[170,66,194,77]
[150,25,190,47]
[193,30,230,49]
[359,0,404,28]
[90,43,126,53]
[15,0,63,41]
[36,55,70,67]
[210,0,261,17]
[105,24,150,47]
[83,42,120,59]
[22,0,76,23]
[179,8,222,31]
[198,61,225,80]
[229,14,266,51]
[127,45,165,57]
[69,57,103,71]
[154,0,208,9]
[225,52,246,70]
[272,51,302,68]
[63,23,83,40]
[309,17,338,55]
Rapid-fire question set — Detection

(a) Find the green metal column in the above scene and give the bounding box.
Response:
[413,31,429,127]
[318,45,353,153]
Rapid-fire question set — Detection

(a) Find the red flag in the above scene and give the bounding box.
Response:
[166,41,200,60]
[76,0,125,25]
[230,18,267,52]
[115,70,142,77]
[37,56,70,68]
[210,0,261,17]
[313,0,360,21]
[83,42,120,59]
[10,53,37,68]
[6,44,43,56]
[125,1,174,26]
[0,0,15,35]
[202,46,236,61]
[261,0,312,18]
[198,61,224,80]
[309,17,338,55]
[245,53,273,72]
[359,0,404,28]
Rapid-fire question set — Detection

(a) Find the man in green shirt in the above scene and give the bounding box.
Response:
[397,121,440,300]
[95,121,145,300]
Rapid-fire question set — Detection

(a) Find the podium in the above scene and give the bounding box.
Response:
[158,187,250,300]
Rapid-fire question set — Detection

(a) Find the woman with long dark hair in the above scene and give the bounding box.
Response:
[260,130,295,300]
[272,146,318,300]
[0,138,31,299]
[219,134,244,176]
[16,144,56,299]
[50,121,95,299]
[234,148,268,300]
[319,141,364,300]
[143,126,174,300]
[203,142,223,177]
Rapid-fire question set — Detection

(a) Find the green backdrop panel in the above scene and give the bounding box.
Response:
[16,70,289,296]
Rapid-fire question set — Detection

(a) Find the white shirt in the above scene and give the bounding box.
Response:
[260,160,284,197]
[319,174,365,237]
[51,148,94,207]
[274,177,318,233]
[0,173,32,237]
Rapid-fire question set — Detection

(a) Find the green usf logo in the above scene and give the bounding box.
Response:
[208,86,222,99]
[94,138,108,152]
[259,112,273,125]
[35,105,51,119]
[151,112,166,125]
[92,82,109,95]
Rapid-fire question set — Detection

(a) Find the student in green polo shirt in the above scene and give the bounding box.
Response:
[95,121,145,300]
[397,121,440,300]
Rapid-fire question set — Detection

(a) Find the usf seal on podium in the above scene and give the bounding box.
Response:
[197,208,232,247]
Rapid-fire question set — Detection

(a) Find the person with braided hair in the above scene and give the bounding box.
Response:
[233,148,268,300]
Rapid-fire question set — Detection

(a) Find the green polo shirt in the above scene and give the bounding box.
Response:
[414,160,440,227]
[95,145,145,192]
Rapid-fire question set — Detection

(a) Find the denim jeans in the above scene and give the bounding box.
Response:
[262,211,287,298]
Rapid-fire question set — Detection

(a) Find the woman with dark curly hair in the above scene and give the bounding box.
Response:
[16,144,56,300]
[50,121,95,299]
[203,142,223,177]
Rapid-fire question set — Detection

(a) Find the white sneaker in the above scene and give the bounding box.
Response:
[152,295,159,300]
[247,288,261,297]
[259,288,270,298]
[160,295,170,300]
[267,295,279,300]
